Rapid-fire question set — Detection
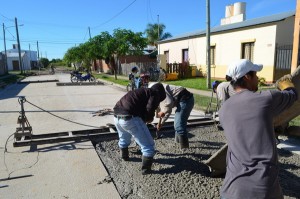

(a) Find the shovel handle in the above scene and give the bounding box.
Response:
[155,118,163,139]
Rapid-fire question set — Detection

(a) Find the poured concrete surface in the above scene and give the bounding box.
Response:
[96,126,300,199]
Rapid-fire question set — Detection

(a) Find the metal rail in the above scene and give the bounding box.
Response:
[18,80,59,84]
[13,117,216,147]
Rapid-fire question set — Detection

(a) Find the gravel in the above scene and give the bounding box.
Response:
[93,125,300,199]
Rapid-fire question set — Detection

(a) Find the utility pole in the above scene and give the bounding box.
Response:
[206,0,211,89]
[291,0,300,72]
[29,44,32,70]
[37,41,40,60]
[15,17,23,74]
[37,41,40,74]
[88,27,92,40]
[2,23,8,74]
[157,14,160,69]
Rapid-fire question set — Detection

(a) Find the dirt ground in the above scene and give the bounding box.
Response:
[93,126,300,199]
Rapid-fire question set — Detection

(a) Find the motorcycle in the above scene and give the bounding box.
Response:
[70,70,96,82]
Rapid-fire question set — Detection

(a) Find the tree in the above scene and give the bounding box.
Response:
[40,58,50,68]
[91,29,147,79]
[145,23,172,47]
[63,28,147,79]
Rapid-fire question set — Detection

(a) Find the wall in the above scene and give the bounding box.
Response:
[159,23,283,82]
[276,16,295,45]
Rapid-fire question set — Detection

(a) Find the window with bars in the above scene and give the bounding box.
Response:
[241,42,254,61]
[164,51,169,63]
[210,46,216,65]
[182,49,189,63]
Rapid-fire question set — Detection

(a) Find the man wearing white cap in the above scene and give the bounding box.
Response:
[219,59,298,199]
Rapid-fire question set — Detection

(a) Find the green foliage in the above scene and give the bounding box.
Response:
[145,23,172,46]
[290,115,300,126]
[51,58,62,63]
[63,29,147,76]
[40,58,50,68]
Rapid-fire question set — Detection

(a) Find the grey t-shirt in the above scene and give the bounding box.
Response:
[219,89,297,199]
[216,82,236,105]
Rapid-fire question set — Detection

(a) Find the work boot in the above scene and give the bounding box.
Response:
[141,156,153,175]
[174,133,180,143]
[120,147,129,161]
[178,134,189,149]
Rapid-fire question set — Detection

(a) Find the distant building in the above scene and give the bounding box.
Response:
[158,2,295,82]
[1,44,38,71]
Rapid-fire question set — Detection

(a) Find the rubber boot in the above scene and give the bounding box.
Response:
[141,156,153,175]
[178,134,189,149]
[120,147,129,161]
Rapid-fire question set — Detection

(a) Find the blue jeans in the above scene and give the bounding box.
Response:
[174,95,194,136]
[134,78,141,88]
[114,116,155,157]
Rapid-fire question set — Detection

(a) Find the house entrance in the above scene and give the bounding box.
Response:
[12,60,20,70]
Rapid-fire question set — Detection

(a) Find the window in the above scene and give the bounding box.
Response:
[241,42,254,61]
[182,49,189,63]
[210,46,216,65]
[164,51,169,63]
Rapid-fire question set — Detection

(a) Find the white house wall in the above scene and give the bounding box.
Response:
[159,23,284,82]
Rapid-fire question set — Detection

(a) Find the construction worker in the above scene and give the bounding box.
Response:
[113,83,166,175]
[219,59,298,199]
[212,75,236,106]
[149,83,194,149]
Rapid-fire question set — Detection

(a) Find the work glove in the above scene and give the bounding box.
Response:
[276,74,295,91]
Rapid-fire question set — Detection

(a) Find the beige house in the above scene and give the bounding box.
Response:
[158,3,295,82]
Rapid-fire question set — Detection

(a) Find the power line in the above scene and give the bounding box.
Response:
[0,12,14,21]
[92,0,137,29]
[147,0,155,23]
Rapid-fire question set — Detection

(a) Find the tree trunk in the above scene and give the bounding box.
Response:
[110,56,118,80]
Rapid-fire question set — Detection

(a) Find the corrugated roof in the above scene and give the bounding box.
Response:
[159,10,295,43]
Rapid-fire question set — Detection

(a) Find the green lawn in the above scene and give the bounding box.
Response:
[94,74,129,86]
[163,77,214,91]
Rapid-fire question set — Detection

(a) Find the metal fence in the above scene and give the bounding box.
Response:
[275,44,292,69]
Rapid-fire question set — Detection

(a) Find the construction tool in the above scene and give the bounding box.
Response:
[155,118,163,139]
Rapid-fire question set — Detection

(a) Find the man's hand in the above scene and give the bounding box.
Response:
[156,117,162,131]
[276,74,295,91]
[157,111,165,118]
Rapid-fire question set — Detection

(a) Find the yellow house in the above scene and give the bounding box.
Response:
[158,3,295,82]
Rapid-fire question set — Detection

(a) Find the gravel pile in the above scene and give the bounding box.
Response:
[94,125,300,199]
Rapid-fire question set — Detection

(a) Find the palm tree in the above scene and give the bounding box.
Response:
[145,23,172,47]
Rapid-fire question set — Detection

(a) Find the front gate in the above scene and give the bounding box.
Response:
[274,44,292,80]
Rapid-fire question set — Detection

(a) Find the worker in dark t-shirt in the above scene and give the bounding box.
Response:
[113,83,166,175]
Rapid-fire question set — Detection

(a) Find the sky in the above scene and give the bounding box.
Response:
[0,0,297,60]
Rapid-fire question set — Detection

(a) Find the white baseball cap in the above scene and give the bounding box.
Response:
[226,59,263,81]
